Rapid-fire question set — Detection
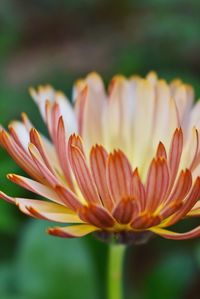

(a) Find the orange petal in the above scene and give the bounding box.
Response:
[69,143,101,205]
[55,185,83,211]
[156,142,167,159]
[150,226,200,240]
[0,130,41,181]
[163,169,192,208]
[145,158,169,212]
[8,174,62,204]
[90,145,114,211]
[107,150,132,203]
[130,168,146,212]
[29,143,59,186]
[16,198,82,223]
[55,117,74,190]
[112,197,136,224]
[131,213,161,229]
[168,128,183,184]
[30,128,55,174]
[187,201,200,217]
[78,204,115,228]
[48,224,98,238]
[164,177,200,226]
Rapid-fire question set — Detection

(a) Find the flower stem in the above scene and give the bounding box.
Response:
[107,244,126,299]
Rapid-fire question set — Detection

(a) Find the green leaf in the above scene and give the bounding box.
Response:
[15,220,99,299]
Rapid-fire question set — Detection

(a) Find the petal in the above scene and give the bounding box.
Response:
[8,121,30,150]
[130,168,146,212]
[30,128,56,174]
[156,142,167,159]
[55,185,83,210]
[150,226,200,240]
[163,169,192,207]
[16,198,82,223]
[163,177,200,227]
[168,128,183,183]
[69,143,101,205]
[29,143,59,186]
[55,117,74,190]
[112,197,136,224]
[145,158,169,212]
[78,204,115,228]
[48,224,98,238]
[187,201,200,217]
[90,145,114,210]
[0,130,42,181]
[7,174,62,204]
[107,150,132,204]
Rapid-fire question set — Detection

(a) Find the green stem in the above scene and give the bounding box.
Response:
[107,244,126,299]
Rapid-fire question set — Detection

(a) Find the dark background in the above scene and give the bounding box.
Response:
[0,1,200,298]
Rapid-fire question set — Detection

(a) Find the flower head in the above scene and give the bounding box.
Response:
[0,72,200,243]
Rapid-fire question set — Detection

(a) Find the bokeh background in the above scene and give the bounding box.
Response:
[0,1,200,298]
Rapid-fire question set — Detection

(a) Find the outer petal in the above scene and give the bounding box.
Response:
[7,174,62,204]
[150,226,200,240]
[48,224,99,238]
[186,201,200,217]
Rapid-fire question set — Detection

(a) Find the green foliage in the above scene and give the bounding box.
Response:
[0,221,100,299]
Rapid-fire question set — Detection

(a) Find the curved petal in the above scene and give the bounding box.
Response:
[150,226,200,240]
[48,224,99,238]
[16,198,83,223]
[7,174,62,204]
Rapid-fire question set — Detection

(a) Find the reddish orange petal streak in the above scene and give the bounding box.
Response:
[112,197,137,224]
[78,204,115,228]
[51,102,61,143]
[55,185,82,211]
[164,177,200,226]
[164,169,192,206]
[69,144,101,205]
[187,201,200,217]
[131,214,161,229]
[168,128,183,184]
[145,158,169,212]
[16,198,82,223]
[29,143,59,186]
[0,130,43,181]
[150,226,200,240]
[130,168,146,212]
[8,126,27,150]
[90,145,114,211]
[56,117,74,190]
[107,150,132,204]
[48,224,98,238]
[156,142,167,159]
[30,128,55,174]
[0,191,15,204]
[8,174,62,204]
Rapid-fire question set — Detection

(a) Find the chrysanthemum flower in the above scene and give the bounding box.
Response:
[0,72,200,242]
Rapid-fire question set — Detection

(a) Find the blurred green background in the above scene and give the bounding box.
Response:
[0,0,200,298]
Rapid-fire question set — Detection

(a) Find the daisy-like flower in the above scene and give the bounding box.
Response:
[0,72,200,243]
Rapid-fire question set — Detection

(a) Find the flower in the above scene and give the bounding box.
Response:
[0,71,200,242]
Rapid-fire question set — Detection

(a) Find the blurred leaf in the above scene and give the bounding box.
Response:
[15,220,99,299]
